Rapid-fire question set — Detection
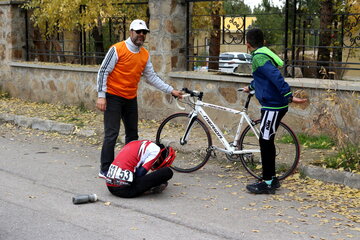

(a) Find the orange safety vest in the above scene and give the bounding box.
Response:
[106,41,149,99]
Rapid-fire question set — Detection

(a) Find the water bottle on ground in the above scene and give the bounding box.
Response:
[72,194,98,204]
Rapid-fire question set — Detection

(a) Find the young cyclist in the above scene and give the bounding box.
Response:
[103,140,175,198]
[243,29,307,194]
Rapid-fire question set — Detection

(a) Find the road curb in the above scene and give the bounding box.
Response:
[0,113,96,137]
[300,165,360,189]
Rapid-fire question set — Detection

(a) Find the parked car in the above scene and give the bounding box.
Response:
[218,52,252,73]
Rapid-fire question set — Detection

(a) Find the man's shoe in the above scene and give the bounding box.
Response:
[149,182,168,194]
[98,170,108,179]
[271,177,281,189]
[246,181,276,194]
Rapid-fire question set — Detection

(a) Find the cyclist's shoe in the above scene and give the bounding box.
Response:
[271,177,281,189]
[246,181,276,194]
[98,170,108,179]
[149,182,168,194]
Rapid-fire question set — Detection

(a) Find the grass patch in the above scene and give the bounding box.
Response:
[297,133,335,149]
[323,144,359,172]
[0,90,10,99]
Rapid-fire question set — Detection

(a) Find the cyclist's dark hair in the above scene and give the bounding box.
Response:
[246,29,264,48]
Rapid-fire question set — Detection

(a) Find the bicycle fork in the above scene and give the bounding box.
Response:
[179,112,198,145]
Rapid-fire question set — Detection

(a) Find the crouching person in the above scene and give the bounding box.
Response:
[105,140,175,198]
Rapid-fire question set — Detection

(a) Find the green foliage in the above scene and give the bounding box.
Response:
[223,0,252,14]
[297,133,335,149]
[324,144,359,172]
[252,0,283,47]
[300,0,321,13]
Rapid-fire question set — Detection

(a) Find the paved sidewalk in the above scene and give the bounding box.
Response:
[0,110,358,189]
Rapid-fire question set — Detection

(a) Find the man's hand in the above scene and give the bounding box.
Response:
[292,96,307,104]
[96,97,107,111]
[171,90,184,99]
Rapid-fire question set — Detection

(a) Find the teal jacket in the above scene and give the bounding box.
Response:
[249,47,293,110]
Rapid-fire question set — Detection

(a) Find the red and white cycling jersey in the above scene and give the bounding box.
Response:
[106,140,161,186]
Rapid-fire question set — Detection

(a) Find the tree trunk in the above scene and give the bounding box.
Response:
[317,0,333,78]
[208,9,221,71]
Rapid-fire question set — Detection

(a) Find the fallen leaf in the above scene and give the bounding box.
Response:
[350,227,360,232]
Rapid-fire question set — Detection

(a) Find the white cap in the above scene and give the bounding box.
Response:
[129,19,149,32]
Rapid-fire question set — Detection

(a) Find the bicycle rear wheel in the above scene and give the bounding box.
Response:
[238,120,300,180]
[156,113,212,173]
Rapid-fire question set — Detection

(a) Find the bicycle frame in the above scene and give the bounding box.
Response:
[180,99,261,156]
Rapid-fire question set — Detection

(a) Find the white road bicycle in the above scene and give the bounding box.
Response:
[156,88,300,180]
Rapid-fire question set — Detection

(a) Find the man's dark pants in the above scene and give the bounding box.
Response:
[100,93,138,172]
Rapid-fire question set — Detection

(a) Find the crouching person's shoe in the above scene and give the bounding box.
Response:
[98,170,108,179]
[149,182,168,194]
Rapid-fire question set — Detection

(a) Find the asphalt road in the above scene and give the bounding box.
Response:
[0,123,357,240]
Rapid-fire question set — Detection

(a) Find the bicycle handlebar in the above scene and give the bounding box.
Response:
[182,88,203,99]
[174,87,255,110]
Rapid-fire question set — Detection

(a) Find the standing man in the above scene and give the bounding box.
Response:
[96,19,182,178]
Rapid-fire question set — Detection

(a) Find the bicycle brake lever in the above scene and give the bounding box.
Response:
[237,88,255,95]
[174,94,190,111]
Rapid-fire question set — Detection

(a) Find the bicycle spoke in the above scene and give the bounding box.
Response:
[239,120,300,180]
[156,113,212,173]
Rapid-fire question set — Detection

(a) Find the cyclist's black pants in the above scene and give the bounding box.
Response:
[259,109,288,180]
[107,167,173,198]
[100,93,139,172]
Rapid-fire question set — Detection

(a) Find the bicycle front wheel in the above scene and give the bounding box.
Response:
[156,113,212,173]
[238,120,300,180]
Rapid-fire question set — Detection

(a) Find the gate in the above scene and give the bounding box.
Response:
[185,0,360,80]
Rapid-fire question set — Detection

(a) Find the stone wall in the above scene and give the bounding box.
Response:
[0,1,26,91]
[148,0,186,75]
[7,62,98,108]
[6,61,359,143]
[166,72,360,143]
